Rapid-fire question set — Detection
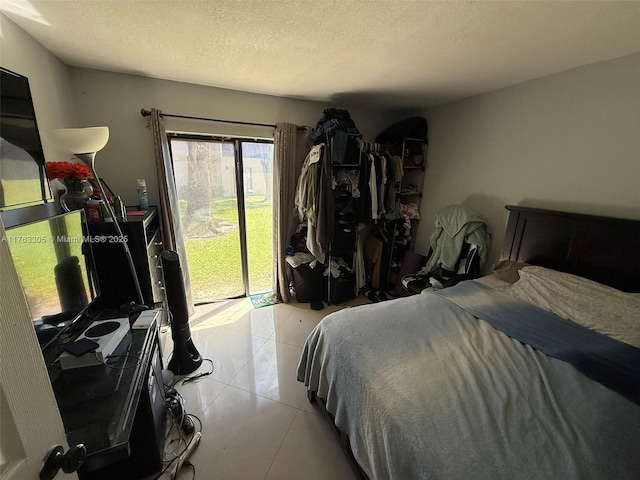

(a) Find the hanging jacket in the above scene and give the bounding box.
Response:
[294,145,322,224]
[294,144,333,264]
[421,204,491,274]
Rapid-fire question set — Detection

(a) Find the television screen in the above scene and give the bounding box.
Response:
[0,67,51,210]
[4,209,99,348]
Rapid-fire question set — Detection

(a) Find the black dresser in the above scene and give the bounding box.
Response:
[88,206,164,307]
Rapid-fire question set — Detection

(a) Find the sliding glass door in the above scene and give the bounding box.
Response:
[169,135,273,302]
[242,141,274,295]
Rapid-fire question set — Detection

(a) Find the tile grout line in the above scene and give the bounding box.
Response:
[261,407,301,480]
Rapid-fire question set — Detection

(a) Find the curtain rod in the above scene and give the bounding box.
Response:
[140,108,307,130]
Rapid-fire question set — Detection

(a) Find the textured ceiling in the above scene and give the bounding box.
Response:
[3,0,640,111]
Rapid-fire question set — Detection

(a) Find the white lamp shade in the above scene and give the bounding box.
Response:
[50,126,109,154]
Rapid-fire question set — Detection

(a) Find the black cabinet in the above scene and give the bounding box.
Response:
[88,206,164,308]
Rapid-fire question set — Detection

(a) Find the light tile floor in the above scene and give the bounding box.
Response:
[159,295,370,480]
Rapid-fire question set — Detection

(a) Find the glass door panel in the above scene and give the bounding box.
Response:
[169,136,275,301]
[241,141,274,295]
[170,138,244,300]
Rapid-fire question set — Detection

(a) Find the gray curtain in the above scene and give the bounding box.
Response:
[149,108,193,312]
[273,123,310,302]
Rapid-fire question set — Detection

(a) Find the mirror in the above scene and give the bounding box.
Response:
[0,67,52,210]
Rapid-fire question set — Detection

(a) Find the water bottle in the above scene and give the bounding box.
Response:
[137,179,149,210]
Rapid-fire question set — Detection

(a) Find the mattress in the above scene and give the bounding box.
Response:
[297,278,640,479]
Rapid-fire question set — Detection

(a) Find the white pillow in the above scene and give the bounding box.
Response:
[508,266,640,349]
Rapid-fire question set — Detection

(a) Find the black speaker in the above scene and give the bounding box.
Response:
[161,250,202,375]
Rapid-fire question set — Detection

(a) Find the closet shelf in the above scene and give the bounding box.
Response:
[382,137,427,291]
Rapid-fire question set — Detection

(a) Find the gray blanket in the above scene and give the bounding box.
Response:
[437,281,640,405]
[297,283,640,479]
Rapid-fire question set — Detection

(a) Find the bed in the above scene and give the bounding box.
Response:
[297,205,640,480]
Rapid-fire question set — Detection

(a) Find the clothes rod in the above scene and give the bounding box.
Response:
[140,108,307,130]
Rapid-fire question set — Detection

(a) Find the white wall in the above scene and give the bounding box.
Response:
[3,13,639,273]
[416,52,640,271]
[69,68,395,207]
[2,11,394,209]
[0,14,78,159]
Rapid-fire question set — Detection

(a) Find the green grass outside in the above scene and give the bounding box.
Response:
[184,196,273,301]
[4,218,90,319]
[5,188,272,307]
[1,177,50,208]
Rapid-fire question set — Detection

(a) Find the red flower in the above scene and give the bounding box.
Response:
[45,161,93,181]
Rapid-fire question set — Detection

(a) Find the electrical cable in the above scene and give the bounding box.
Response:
[133,390,197,480]
[175,358,214,386]
[160,380,205,479]
[171,431,201,479]
[95,352,142,369]
[167,421,201,477]
[161,307,174,327]
[153,404,195,480]
[183,461,196,480]
[159,356,209,480]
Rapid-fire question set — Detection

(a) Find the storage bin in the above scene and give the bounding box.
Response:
[327,271,356,304]
[292,262,325,303]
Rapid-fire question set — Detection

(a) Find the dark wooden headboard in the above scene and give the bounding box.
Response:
[500,205,640,293]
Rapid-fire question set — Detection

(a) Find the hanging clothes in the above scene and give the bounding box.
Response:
[294,144,334,263]
[295,144,322,224]
[355,227,367,291]
[334,168,360,198]
[368,153,378,221]
[386,155,403,212]
[378,153,387,217]
[357,148,372,226]
[315,143,334,262]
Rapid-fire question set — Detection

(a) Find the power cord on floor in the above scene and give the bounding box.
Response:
[165,387,196,435]
[170,430,201,479]
[152,386,203,479]
[173,358,214,386]
[182,461,196,480]
[155,353,213,479]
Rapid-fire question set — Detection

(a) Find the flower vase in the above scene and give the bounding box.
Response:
[60,180,91,213]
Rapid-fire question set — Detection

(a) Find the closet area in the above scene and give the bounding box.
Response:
[366,136,426,295]
[288,111,427,307]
